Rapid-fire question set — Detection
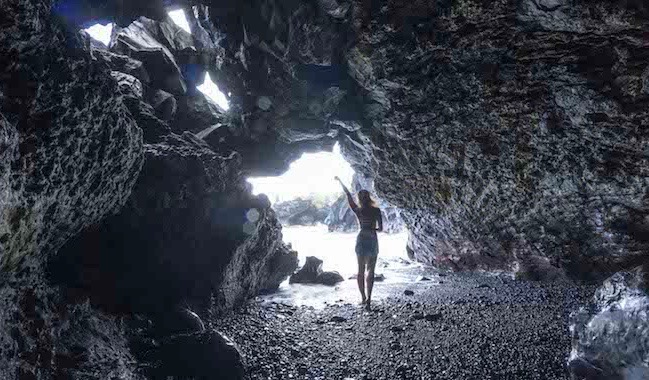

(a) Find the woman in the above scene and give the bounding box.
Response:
[335,176,383,310]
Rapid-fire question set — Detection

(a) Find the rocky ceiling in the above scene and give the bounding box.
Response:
[53,0,649,280]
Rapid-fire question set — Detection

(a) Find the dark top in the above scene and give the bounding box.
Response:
[351,205,381,232]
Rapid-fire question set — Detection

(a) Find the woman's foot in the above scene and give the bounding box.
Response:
[360,297,367,305]
[365,300,371,311]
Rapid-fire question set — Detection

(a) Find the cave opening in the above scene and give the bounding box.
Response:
[247,144,411,306]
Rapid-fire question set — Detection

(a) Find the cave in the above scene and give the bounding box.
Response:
[1,0,649,379]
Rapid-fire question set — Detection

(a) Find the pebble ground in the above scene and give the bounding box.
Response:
[216,272,596,380]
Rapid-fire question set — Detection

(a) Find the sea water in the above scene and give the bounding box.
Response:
[262,225,425,307]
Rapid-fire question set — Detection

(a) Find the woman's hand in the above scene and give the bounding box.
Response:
[334,176,341,182]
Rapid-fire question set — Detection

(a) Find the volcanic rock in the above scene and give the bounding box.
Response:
[273,198,329,226]
[289,257,343,286]
[569,265,649,379]
[327,173,405,233]
[149,89,177,121]
[0,4,144,271]
[316,271,345,286]
[111,17,187,95]
[53,133,297,313]
[151,330,244,380]
[290,256,324,284]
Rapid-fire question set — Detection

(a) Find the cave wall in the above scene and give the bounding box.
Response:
[1,1,300,378]
[338,0,649,278]
[143,0,648,279]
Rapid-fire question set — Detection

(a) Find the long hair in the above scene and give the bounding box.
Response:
[357,190,376,208]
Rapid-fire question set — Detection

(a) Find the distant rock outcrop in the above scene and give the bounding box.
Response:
[326,173,405,234]
[273,198,329,226]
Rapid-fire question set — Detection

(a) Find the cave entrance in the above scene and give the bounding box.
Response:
[248,144,411,306]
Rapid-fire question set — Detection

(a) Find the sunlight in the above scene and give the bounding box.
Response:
[168,9,191,33]
[248,144,354,204]
[84,23,113,46]
[197,73,230,111]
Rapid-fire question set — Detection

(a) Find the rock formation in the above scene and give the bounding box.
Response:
[327,173,405,233]
[1,1,297,378]
[290,256,344,286]
[569,265,649,379]
[3,0,649,377]
[273,198,330,226]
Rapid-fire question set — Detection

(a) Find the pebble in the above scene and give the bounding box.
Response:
[215,271,596,380]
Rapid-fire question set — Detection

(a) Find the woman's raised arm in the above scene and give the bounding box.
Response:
[335,176,358,211]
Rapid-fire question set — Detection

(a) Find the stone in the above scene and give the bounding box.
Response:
[290,256,324,284]
[111,71,144,98]
[92,48,151,84]
[173,92,222,134]
[404,290,415,296]
[53,133,297,313]
[569,266,649,379]
[410,313,425,321]
[257,96,273,111]
[150,89,177,121]
[152,330,244,379]
[330,316,347,323]
[317,271,345,286]
[111,17,187,95]
[0,3,145,377]
[416,276,431,282]
[425,313,442,322]
[0,3,144,271]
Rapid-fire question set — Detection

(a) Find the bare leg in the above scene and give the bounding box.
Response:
[365,255,378,310]
[356,255,367,304]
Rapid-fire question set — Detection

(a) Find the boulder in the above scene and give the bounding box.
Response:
[91,48,151,84]
[290,256,324,284]
[289,256,344,286]
[569,265,649,379]
[111,17,187,95]
[151,330,244,380]
[173,91,223,134]
[316,271,345,286]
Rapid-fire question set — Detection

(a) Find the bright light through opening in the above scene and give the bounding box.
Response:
[248,144,354,204]
[84,23,113,46]
[168,9,191,33]
[197,73,230,111]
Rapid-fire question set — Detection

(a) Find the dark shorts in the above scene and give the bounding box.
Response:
[355,230,378,257]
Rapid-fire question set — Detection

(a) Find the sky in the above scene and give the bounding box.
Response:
[84,10,229,110]
[248,144,355,203]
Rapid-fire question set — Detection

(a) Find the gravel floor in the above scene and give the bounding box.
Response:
[216,273,596,380]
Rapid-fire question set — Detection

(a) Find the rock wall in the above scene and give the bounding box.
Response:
[326,173,405,233]
[1,1,299,378]
[336,0,649,279]
[569,265,649,379]
[100,0,647,280]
